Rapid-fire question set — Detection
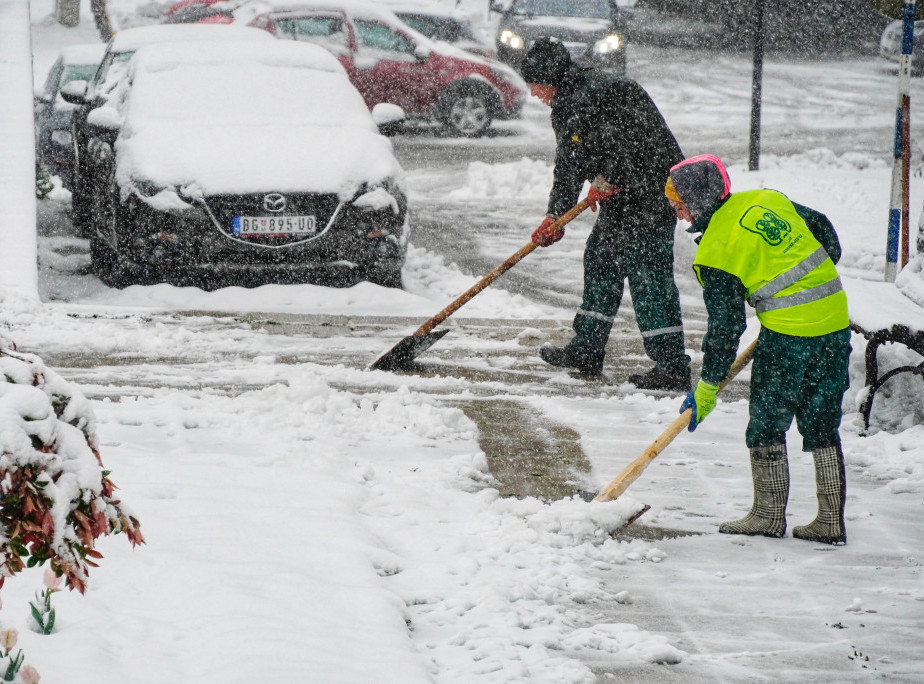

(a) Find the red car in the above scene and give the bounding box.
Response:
[246,1,526,136]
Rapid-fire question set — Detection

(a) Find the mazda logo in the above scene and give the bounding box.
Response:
[263,193,286,213]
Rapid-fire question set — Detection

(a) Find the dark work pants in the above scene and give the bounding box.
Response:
[571,220,689,376]
[746,327,852,451]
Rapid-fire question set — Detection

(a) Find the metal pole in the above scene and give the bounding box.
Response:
[886,0,915,281]
[748,0,764,171]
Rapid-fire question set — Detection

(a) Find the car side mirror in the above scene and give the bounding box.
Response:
[86,106,121,142]
[59,80,88,105]
[34,87,51,104]
[371,103,405,136]
[413,44,430,62]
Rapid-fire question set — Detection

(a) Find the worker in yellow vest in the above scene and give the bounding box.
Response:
[665,154,851,545]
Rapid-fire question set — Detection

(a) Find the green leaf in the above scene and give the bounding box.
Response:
[44,608,55,634]
[29,603,45,630]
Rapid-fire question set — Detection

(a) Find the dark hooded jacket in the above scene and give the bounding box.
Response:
[545,66,683,246]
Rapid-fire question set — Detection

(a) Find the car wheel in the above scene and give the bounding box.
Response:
[438,83,493,137]
[71,177,93,238]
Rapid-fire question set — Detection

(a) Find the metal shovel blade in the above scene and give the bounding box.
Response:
[369,329,451,371]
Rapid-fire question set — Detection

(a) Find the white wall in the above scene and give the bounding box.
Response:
[0,0,39,300]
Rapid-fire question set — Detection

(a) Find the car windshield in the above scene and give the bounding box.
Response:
[127,63,371,130]
[513,0,610,19]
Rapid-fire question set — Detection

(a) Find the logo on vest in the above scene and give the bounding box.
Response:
[739,205,791,246]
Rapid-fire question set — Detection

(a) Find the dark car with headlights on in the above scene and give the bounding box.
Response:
[81,40,409,289]
[492,0,625,75]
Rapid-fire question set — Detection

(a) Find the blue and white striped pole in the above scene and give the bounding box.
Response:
[886,0,915,282]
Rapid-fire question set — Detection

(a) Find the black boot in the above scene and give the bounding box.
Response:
[719,444,789,538]
[628,366,691,393]
[793,445,847,545]
[539,344,604,375]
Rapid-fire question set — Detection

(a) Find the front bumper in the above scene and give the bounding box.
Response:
[114,188,408,287]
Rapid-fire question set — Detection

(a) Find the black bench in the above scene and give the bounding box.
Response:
[844,279,924,430]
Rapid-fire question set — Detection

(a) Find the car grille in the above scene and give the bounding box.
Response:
[200,192,342,247]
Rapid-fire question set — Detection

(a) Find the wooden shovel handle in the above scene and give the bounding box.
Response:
[412,200,591,336]
[593,337,759,502]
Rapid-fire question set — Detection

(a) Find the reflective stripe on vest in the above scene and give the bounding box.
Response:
[747,246,844,312]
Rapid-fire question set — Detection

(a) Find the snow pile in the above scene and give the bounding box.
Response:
[448,157,554,201]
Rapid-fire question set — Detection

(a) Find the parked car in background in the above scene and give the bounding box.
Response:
[163,0,234,24]
[34,43,106,190]
[81,40,408,289]
[247,0,526,136]
[59,23,273,235]
[492,0,626,75]
[879,18,924,75]
[382,1,495,58]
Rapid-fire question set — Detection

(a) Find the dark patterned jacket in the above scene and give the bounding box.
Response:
[547,67,683,248]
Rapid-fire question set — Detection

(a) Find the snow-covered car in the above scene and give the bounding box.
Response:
[34,43,106,190]
[383,1,495,58]
[492,0,626,75]
[246,0,527,137]
[59,23,273,235]
[81,40,409,289]
[879,18,924,74]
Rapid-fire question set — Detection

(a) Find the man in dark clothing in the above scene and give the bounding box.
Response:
[522,37,691,390]
[668,154,851,545]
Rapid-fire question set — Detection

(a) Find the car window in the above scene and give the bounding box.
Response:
[275,16,349,51]
[513,0,611,19]
[399,15,468,42]
[354,19,417,61]
[61,64,100,91]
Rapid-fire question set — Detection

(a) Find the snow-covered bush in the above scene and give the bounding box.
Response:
[0,332,143,594]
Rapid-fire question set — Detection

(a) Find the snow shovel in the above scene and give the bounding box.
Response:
[370,199,592,371]
[592,338,759,502]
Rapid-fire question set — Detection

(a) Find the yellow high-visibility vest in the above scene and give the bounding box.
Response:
[693,189,849,337]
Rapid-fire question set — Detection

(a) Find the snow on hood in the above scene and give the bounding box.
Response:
[112,43,403,197]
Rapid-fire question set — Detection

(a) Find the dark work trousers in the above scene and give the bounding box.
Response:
[570,216,690,376]
[746,326,852,451]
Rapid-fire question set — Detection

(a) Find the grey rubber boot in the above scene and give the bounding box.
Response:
[719,444,789,538]
[792,445,847,545]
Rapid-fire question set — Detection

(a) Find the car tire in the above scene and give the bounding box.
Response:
[437,82,494,137]
[71,178,93,238]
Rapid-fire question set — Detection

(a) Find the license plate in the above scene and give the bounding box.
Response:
[232,215,317,236]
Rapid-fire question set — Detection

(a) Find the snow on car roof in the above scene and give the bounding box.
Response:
[107,23,272,53]
[128,36,344,75]
[59,42,107,66]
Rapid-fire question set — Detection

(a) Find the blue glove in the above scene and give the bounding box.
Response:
[679,380,719,432]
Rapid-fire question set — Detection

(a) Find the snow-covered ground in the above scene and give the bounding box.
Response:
[0,1,921,682]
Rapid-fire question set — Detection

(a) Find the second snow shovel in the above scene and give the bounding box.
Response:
[593,338,759,502]
[370,199,591,371]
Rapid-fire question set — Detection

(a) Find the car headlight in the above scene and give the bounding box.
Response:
[499,29,526,50]
[593,34,622,54]
[50,129,72,146]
